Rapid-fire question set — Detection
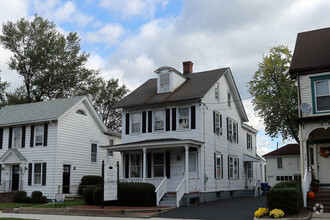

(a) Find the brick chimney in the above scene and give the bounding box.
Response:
[183,61,193,74]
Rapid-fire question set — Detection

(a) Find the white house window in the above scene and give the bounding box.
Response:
[247,133,252,150]
[35,125,44,146]
[247,162,253,179]
[34,163,42,184]
[229,156,239,179]
[153,153,165,177]
[130,154,141,178]
[228,92,231,107]
[215,82,219,100]
[109,139,114,146]
[178,107,189,130]
[214,112,222,135]
[189,152,197,172]
[215,152,222,179]
[13,127,22,148]
[277,157,282,168]
[315,79,330,112]
[131,112,141,134]
[91,143,97,162]
[76,109,87,116]
[159,73,170,92]
[228,118,238,142]
[154,110,165,131]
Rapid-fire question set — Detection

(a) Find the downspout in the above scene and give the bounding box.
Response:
[202,101,207,191]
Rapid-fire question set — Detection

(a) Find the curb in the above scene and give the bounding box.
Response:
[254,212,312,220]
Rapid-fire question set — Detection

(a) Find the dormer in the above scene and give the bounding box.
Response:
[155,62,191,94]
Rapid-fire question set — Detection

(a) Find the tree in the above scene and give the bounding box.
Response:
[248,45,299,143]
[0,15,101,102]
[0,72,9,108]
[90,78,129,131]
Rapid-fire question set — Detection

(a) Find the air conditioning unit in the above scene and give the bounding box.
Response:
[216,127,223,134]
[229,135,233,141]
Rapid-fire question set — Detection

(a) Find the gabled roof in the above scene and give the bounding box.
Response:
[290,28,330,78]
[263,144,300,157]
[0,96,85,126]
[0,148,27,163]
[113,68,228,108]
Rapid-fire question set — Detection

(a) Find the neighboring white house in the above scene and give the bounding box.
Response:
[103,61,264,207]
[289,28,330,206]
[263,144,300,187]
[0,96,121,199]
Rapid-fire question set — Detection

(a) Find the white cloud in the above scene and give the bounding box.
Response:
[0,0,29,24]
[99,0,167,19]
[85,23,125,45]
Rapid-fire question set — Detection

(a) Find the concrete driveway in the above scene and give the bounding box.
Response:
[157,195,267,220]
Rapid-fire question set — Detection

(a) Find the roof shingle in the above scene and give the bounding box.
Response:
[263,144,300,157]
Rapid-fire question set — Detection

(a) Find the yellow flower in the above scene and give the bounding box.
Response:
[269,209,285,218]
[254,208,270,218]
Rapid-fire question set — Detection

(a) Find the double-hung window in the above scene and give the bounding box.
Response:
[247,133,252,150]
[131,113,141,134]
[215,152,222,179]
[34,163,42,184]
[214,111,222,135]
[277,157,283,169]
[91,143,97,162]
[178,107,189,130]
[35,125,44,146]
[154,110,165,131]
[159,73,170,93]
[229,156,239,179]
[13,127,22,148]
[153,153,165,177]
[314,79,330,112]
[130,154,141,178]
[227,118,238,142]
[215,83,219,100]
[228,92,231,107]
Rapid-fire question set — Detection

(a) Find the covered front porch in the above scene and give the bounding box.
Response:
[106,138,204,206]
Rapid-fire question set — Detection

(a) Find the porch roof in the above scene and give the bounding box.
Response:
[101,138,204,151]
[243,154,260,162]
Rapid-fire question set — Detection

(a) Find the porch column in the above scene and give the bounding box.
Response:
[185,145,189,193]
[143,148,147,182]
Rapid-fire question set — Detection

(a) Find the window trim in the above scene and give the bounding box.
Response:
[13,127,22,148]
[311,75,330,114]
[131,112,142,134]
[228,118,238,142]
[33,163,42,185]
[153,110,165,132]
[158,72,171,93]
[34,125,44,147]
[214,111,222,135]
[229,155,239,180]
[177,106,190,130]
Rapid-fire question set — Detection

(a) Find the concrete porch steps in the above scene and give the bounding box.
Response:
[307,190,330,213]
[158,192,176,207]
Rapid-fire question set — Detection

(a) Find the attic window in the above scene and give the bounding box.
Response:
[76,109,87,116]
[159,73,170,92]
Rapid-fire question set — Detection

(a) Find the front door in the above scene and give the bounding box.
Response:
[317,146,330,184]
[12,165,20,191]
[62,165,71,193]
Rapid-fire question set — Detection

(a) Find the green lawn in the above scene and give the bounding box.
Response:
[33,200,85,208]
[0,203,35,211]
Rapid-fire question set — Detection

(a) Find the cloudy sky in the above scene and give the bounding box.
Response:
[1,0,330,156]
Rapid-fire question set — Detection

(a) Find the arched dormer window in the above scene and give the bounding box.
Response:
[76,109,87,116]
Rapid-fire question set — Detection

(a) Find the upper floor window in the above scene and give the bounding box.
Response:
[227,92,231,107]
[131,112,141,134]
[215,83,219,100]
[277,157,283,169]
[214,111,222,135]
[227,118,238,142]
[154,110,165,131]
[247,133,252,150]
[109,139,114,146]
[159,73,170,93]
[91,143,97,162]
[35,125,44,146]
[76,109,87,116]
[315,79,330,112]
[13,127,22,148]
[178,107,189,130]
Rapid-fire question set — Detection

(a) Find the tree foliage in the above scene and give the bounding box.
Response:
[0,15,129,130]
[0,72,9,108]
[248,45,299,143]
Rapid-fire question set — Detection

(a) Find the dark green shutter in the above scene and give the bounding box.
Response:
[142,111,146,133]
[166,151,170,178]
[214,153,216,178]
[21,126,26,148]
[191,106,196,129]
[213,112,216,133]
[124,154,129,178]
[43,124,48,146]
[172,108,176,131]
[125,113,130,135]
[30,125,34,147]
[148,111,152,133]
[0,128,3,149]
[42,163,47,186]
[8,127,12,149]
[28,163,32,186]
[165,109,170,131]
[221,154,223,179]
[147,152,152,178]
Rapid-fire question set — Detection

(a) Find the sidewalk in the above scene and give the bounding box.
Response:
[311,212,330,219]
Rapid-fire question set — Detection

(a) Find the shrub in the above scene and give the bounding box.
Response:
[272,181,301,191]
[39,196,48,204]
[78,175,102,195]
[83,186,96,205]
[13,191,27,203]
[266,187,302,214]
[118,182,156,206]
[93,187,102,205]
[31,191,43,203]
[24,196,31,203]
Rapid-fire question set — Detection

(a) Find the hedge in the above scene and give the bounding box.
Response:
[31,191,43,203]
[266,187,303,214]
[83,186,96,205]
[272,181,301,191]
[118,182,156,206]
[93,187,102,205]
[13,191,27,203]
[78,175,102,195]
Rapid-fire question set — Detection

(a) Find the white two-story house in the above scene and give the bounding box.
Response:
[263,144,300,187]
[105,61,264,207]
[289,27,330,206]
[0,96,121,199]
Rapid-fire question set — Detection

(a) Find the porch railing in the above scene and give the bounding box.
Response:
[176,178,186,207]
[302,168,312,207]
[0,180,23,193]
[120,178,164,189]
[155,177,167,206]
[188,177,201,192]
